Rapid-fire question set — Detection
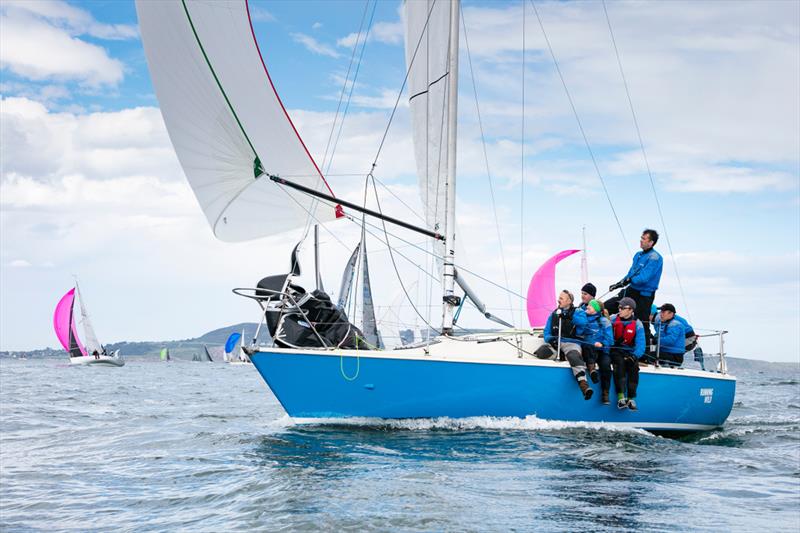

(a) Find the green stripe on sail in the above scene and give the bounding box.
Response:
[180,0,263,178]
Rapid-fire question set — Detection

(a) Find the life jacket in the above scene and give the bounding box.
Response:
[550,306,577,339]
[612,316,637,347]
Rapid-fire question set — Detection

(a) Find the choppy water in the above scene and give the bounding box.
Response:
[1,357,798,532]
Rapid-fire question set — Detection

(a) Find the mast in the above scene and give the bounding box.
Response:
[581,225,589,285]
[314,224,323,291]
[441,0,460,334]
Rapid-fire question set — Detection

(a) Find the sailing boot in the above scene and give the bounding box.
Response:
[627,398,638,411]
[617,394,628,410]
[578,379,594,400]
[601,390,610,405]
[587,363,599,384]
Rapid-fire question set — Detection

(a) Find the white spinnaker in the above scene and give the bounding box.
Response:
[74,281,102,354]
[136,0,337,242]
[404,0,452,253]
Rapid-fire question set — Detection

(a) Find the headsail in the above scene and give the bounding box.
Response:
[526,249,580,328]
[53,288,86,357]
[404,0,453,249]
[360,241,383,349]
[337,242,383,348]
[337,244,360,309]
[136,0,339,242]
[74,280,102,354]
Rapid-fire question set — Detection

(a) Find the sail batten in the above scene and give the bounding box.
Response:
[137,0,338,242]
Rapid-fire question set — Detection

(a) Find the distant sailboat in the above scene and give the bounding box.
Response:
[53,281,124,367]
[160,347,171,362]
[223,332,239,363]
[203,345,214,362]
[224,331,250,365]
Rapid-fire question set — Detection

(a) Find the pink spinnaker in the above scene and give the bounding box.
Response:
[526,249,580,328]
[53,288,86,356]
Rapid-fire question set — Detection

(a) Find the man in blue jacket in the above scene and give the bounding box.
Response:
[606,229,663,348]
[652,303,686,367]
[539,290,593,400]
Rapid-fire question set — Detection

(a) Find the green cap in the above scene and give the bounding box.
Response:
[589,299,602,313]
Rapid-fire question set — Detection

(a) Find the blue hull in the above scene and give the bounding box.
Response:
[250,351,735,432]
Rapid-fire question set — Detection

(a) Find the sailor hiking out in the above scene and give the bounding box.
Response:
[538,290,593,400]
[581,299,614,404]
[610,297,646,410]
[652,303,686,367]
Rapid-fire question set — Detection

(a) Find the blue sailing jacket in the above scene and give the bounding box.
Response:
[544,306,587,345]
[654,316,686,354]
[579,312,613,352]
[626,248,663,296]
[672,314,695,336]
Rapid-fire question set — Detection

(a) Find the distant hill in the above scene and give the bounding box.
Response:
[194,323,268,344]
[1,322,271,360]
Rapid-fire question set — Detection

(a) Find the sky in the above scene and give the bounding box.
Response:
[1,0,798,362]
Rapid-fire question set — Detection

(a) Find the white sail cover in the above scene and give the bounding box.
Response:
[404,0,452,249]
[136,0,338,242]
[74,281,102,354]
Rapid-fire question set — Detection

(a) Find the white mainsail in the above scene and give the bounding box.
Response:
[74,280,102,354]
[136,0,338,242]
[404,0,453,250]
[405,0,460,331]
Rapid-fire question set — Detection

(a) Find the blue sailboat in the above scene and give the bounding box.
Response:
[138,0,735,433]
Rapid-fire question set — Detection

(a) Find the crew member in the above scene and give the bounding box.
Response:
[606,229,663,347]
[652,303,686,367]
[578,283,596,311]
[582,299,614,404]
[538,290,593,400]
[610,297,645,410]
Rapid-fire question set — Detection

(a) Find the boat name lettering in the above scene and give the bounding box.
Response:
[700,388,714,404]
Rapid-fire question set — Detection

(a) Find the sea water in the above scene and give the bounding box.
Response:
[1,357,798,532]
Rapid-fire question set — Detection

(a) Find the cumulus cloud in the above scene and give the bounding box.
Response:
[2,0,137,39]
[0,97,182,182]
[454,0,800,193]
[0,1,134,87]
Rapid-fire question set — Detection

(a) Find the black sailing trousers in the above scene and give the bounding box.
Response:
[611,347,639,399]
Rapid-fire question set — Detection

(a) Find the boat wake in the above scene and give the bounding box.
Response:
[287,414,651,435]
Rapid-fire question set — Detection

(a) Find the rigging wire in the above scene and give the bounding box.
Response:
[368,0,438,174]
[602,0,692,321]
[324,0,378,177]
[460,8,515,326]
[320,0,371,173]
[352,212,526,301]
[369,174,442,334]
[299,0,375,243]
[530,0,631,256]
[520,0,526,327]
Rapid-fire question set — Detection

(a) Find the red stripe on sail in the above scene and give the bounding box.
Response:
[245,0,342,219]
